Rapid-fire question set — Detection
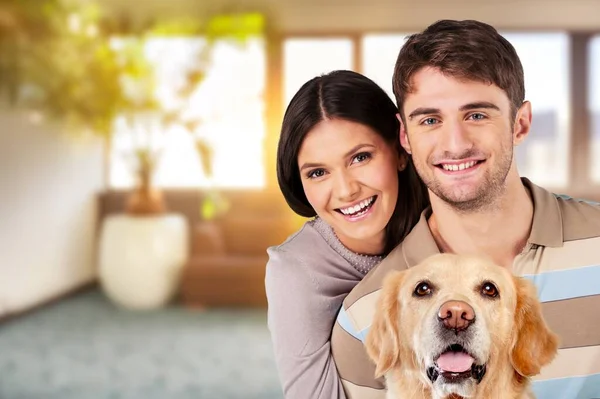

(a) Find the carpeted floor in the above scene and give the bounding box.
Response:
[0,289,283,399]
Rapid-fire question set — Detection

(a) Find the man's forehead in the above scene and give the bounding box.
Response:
[403,70,509,113]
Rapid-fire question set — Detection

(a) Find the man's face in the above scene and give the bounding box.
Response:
[399,67,531,212]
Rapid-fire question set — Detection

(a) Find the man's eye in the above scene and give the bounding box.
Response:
[469,113,486,120]
[422,118,438,126]
[351,152,372,164]
[307,169,326,179]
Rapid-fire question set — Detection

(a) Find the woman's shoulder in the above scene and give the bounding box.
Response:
[267,219,325,260]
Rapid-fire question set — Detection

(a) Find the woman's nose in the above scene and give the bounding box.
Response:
[334,171,360,202]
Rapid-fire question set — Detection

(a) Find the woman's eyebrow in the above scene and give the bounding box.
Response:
[299,144,376,171]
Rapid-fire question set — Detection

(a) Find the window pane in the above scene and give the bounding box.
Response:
[362,33,412,99]
[590,36,600,183]
[502,33,570,188]
[109,36,266,189]
[283,38,353,108]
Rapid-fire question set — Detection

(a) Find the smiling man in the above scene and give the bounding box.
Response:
[331,20,600,399]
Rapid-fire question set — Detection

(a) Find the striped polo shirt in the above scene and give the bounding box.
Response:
[331,179,600,399]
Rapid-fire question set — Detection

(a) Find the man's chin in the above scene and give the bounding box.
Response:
[433,187,492,211]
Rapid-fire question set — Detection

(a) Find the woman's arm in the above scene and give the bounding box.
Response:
[265,248,347,399]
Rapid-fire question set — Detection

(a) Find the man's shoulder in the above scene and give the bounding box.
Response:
[342,241,410,310]
[343,209,439,310]
[554,194,600,242]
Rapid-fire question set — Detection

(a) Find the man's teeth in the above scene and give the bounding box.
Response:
[442,161,477,171]
[340,196,375,215]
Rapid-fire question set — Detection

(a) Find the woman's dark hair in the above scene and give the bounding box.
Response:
[277,70,429,254]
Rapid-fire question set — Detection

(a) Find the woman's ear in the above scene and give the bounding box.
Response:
[510,277,559,377]
[365,271,405,378]
[397,152,408,172]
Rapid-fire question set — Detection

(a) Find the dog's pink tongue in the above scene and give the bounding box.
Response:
[436,352,474,373]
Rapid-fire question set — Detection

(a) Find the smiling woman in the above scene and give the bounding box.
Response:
[297,118,402,255]
[265,70,429,399]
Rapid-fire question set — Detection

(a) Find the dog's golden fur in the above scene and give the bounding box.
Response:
[365,254,558,399]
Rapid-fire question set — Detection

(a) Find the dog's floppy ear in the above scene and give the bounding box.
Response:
[510,277,559,377]
[365,271,405,378]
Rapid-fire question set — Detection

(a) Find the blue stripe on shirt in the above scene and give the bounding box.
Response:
[522,264,600,303]
[554,194,600,206]
[337,306,369,343]
[532,372,600,399]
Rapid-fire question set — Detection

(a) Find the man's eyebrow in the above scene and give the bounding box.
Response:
[459,102,500,112]
[407,107,440,120]
[407,102,501,120]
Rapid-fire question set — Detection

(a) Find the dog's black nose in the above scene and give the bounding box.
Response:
[438,300,475,331]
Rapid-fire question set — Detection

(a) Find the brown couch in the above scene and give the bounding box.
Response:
[180,216,297,308]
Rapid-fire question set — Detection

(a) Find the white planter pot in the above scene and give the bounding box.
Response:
[98,214,189,309]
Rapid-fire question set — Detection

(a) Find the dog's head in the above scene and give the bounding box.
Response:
[365,253,558,398]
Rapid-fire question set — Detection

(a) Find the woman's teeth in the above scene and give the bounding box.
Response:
[340,196,375,216]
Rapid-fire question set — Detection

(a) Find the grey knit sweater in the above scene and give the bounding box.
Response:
[265,218,382,399]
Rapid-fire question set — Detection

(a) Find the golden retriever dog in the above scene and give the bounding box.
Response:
[365,253,558,399]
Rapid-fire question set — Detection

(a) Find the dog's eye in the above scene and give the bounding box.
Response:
[481,282,499,298]
[413,281,433,297]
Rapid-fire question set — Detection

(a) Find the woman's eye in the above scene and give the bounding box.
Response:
[351,152,372,164]
[307,169,326,179]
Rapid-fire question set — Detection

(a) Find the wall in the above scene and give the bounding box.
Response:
[98,0,600,32]
[0,108,104,317]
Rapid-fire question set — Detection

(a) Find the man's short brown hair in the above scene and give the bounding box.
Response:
[392,20,525,122]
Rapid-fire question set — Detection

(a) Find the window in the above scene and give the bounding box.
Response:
[501,33,571,188]
[109,36,266,189]
[362,33,412,99]
[590,36,600,183]
[283,38,354,109]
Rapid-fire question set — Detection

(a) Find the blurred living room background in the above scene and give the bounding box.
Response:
[0,0,599,398]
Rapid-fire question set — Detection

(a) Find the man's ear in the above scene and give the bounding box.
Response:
[397,113,411,154]
[365,271,405,378]
[513,101,532,146]
[510,276,559,377]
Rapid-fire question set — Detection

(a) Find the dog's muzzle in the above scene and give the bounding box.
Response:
[428,298,487,385]
[427,362,487,384]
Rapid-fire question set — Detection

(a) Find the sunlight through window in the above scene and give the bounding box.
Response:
[502,32,570,188]
[362,33,413,100]
[109,36,266,189]
[283,38,353,109]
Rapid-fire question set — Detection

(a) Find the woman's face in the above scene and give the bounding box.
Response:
[297,118,404,255]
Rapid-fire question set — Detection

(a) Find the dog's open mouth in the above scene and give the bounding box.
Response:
[427,344,487,384]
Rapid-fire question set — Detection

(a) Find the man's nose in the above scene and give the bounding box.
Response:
[438,300,476,332]
[439,121,474,155]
